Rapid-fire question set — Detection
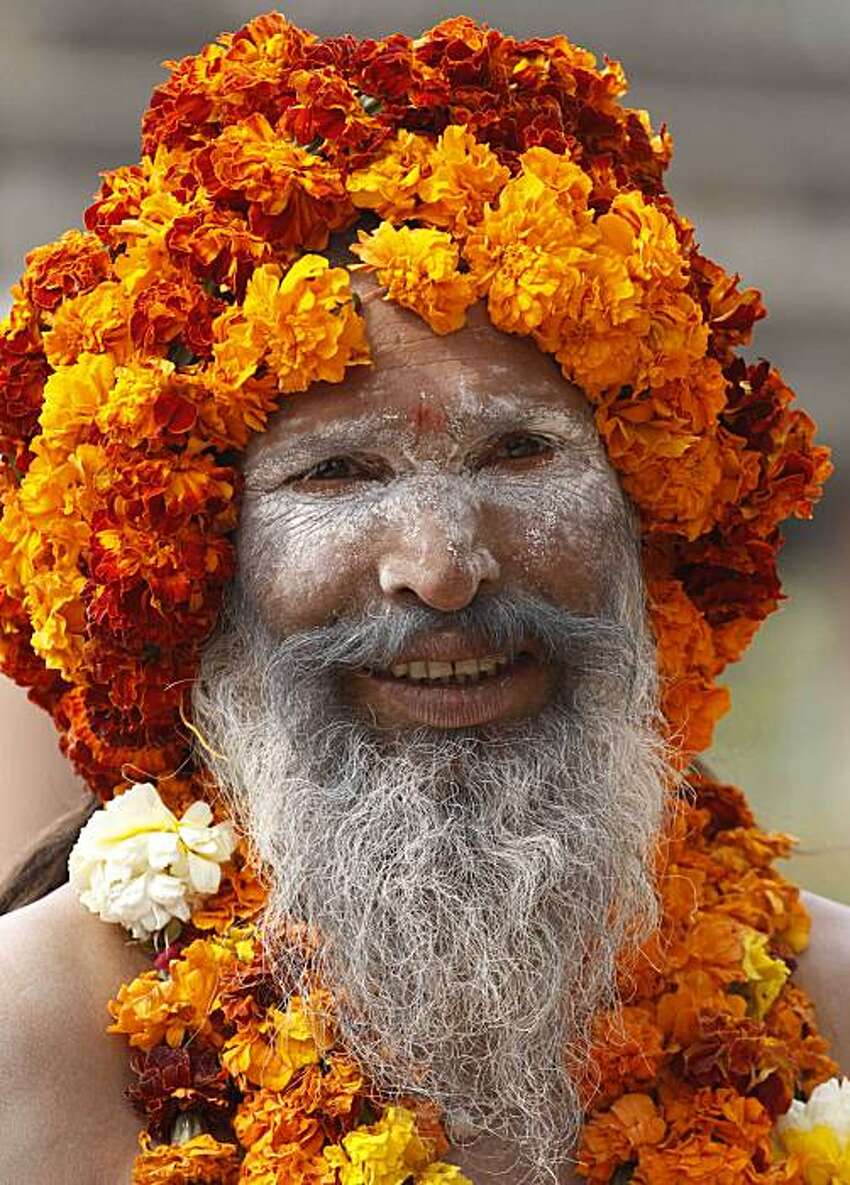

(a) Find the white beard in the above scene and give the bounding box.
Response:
[191,557,676,1182]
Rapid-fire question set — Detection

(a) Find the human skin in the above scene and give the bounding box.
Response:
[237,277,631,734]
[0,281,847,1184]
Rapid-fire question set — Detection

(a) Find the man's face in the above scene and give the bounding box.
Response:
[192,278,671,1183]
[235,280,630,730]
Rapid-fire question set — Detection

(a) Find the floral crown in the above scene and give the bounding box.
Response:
[0,11,831,812]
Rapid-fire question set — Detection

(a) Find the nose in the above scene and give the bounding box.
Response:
[378,507,500,612]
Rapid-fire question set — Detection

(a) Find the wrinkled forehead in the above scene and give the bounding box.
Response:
[241,269,600,473]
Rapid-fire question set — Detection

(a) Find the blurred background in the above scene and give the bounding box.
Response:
[1,1,848,898]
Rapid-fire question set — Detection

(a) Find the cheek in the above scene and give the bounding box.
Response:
[478,460,630,612]
[235,494,381,633]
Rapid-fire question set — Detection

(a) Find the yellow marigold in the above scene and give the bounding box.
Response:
[108,933,244,1051]
[520,145,594,212]
[346,129,433,222]
[195,370,281,451]
[221,994,322,1091]
[740,927,790,1020]
[38,352,116,454]
[556,189,707,393]
[351,223,477,335]
[415,125,510,236]
[467,152,707,397]
[416,1165,472,1184]
[112,189,189,295]
[133,1131,240,1185]
[463,151,601,338]
[94,356,175,448]
[1,439,103,588]
[0,440,106,677]
[22,563,88,676]
[320,1105,467,1185]
[42,281,131,367]
[211,254,370,395]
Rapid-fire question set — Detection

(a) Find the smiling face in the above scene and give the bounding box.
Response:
[192,274,672,1183]
[237,277,633,731]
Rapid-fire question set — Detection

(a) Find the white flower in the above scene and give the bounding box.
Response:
[68,782,237,940]
[775,1075,850,1139]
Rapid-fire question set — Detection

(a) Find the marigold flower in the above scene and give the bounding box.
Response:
[42,281,131,367]
[221,995,323,1091]
[351,223,477,335]
[346,129,433,222]
[197,112,354,250]
[739,929,791,1020]
[0,311,50,442]
[320,1105,468,1185]
[133,1131,241,1185]
[211,254,370,395]
[20,228,111,312]
[108,931,247,1051]
[413,125,510,236]
[578,1092,667,1182]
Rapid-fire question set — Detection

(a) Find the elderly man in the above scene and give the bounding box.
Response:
[0,14,846,1185]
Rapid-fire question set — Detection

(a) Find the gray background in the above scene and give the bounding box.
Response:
[1,1,848,899]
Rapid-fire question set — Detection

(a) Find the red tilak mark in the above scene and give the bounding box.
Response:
[409,401,448,434]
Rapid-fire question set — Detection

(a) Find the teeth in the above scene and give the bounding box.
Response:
[378,655,514,682]
[427,661,454,678]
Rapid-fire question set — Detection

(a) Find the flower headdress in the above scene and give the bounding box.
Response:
[0,13,840,1184]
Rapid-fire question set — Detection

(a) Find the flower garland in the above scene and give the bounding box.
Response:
[0,11,841,1183]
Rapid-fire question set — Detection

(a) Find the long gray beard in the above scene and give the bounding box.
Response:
[191,562,676,1183]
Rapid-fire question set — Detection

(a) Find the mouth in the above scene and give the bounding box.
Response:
[346,647,554,729]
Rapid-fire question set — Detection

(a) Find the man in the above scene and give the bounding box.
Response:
[0,14,846,1185]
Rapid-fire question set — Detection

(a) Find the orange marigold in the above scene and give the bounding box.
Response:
[351,223,477,335]
[108,933,244,1051]
[133,1132,240,1185]
[211,254,370,396]
[221,995,323,1091]
[577,1092,667,1182]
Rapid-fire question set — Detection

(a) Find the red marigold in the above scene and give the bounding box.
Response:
[279,67,389,166]
[0,311,50,443]
[130,279,224,357]
[195,113,354,250]
[165,204,272,300]
[19,229,111,313]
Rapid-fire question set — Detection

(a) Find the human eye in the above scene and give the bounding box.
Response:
[286,454,390,492]
[477,432,558,470]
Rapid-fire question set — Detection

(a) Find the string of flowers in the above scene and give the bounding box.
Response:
[0,11,840,1183]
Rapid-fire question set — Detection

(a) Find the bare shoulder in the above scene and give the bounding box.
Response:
[0,883,150,1183]
[794,888,850,1075]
